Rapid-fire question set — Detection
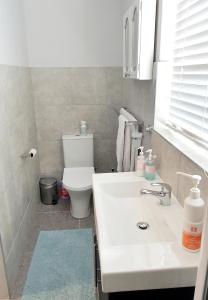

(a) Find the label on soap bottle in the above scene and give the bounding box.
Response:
[145,165,156,174]
[182,222,202,252]
[136,161,145,172]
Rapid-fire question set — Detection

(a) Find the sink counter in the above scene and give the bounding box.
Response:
[92,172,199,293]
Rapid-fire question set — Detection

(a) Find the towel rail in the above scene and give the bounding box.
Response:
[114,107,143,130]
[126,120,138,126]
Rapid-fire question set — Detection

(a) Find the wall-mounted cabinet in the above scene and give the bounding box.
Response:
[123,0,156,80]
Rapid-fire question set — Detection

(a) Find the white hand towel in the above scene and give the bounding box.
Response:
[116,114,128,172]
[123,124,131,172]
[120,108,137,122]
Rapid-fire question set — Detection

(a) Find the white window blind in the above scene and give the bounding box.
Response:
[168,0,208,148]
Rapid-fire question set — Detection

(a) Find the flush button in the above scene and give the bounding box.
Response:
[137,222,149,230]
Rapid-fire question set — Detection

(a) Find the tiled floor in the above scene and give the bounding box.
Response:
[11,198,94,300]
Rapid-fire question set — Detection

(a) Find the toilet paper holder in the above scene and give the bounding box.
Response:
[21,148,37,159]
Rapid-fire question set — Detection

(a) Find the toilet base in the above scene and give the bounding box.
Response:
[69,189,92,219]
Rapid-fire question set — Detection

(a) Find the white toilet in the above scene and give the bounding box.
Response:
[62,134,94,219]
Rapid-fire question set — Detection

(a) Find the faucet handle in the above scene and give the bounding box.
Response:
[151,182,172,196]
[151,182,172,206]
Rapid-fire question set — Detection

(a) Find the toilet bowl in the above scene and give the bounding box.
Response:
[63,167,94,218]
[62,134,94,218]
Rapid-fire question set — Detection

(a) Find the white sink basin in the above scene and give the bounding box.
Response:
[93,172,199,293]
[100,181,143,198]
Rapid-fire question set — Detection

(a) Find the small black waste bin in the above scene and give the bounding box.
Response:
[39,177,58,205]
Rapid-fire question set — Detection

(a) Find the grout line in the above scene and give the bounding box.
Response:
[35,210,70,214]
[5,197,35,263]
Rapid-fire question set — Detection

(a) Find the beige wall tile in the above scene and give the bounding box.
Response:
[94,137,117,173]
[178,153,208,205]
[152,132,208,206]
[69,68,106,105]
[38,141,64,179]
[0,65,40,291]
[152,132,181,197]
[122,78,154,148]
[35,104,78,142]
[0,237,9,300]
[105,67,124,107]
[0,187,13,257]
[31,68,73,104]
[32,67,123,174]
[74,104,118,138]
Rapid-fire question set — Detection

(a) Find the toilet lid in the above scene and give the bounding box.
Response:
[63,167,94,191]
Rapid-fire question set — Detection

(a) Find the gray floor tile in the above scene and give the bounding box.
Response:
[24,226,39,253]
[36,198,70,213]
[35,211,79,231]
[10,252,33,299]
[79,211,94,229]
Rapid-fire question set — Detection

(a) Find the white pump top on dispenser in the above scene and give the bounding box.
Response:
[138,146,144,157]
[177,172,201,199]
[146,149,153,161]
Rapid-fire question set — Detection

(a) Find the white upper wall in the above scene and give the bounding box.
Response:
[23,0,125,67]
[0,0,28,66]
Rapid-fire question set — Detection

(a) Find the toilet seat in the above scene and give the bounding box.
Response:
[63,167,94,191]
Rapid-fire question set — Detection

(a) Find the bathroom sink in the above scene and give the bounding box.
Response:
[92,172,200,293]
[100,181,143,198]
[98,183,176,246]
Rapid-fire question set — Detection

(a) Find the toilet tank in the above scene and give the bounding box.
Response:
[62,134,94,168]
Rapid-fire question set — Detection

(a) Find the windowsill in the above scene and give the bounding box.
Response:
[154,121,208,173]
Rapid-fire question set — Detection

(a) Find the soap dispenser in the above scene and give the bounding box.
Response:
[177,172,205,252]
[144,149,156,181]
[136,146,145,176]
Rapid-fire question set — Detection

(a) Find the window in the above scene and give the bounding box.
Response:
[154,0,208,170]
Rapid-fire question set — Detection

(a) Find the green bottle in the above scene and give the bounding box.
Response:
[144,149,156,181]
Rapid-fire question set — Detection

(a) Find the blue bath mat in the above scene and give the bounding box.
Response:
[22,229,96,300]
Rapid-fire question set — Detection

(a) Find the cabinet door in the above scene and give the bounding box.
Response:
[123,12,131,78]
[131,1,141,78]
[123,0,156,80]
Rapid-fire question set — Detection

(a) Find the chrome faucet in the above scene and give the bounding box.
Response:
[140,183,172,206]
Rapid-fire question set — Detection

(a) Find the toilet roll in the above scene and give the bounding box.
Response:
[28,148,37,158]
[21,148,37,159]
